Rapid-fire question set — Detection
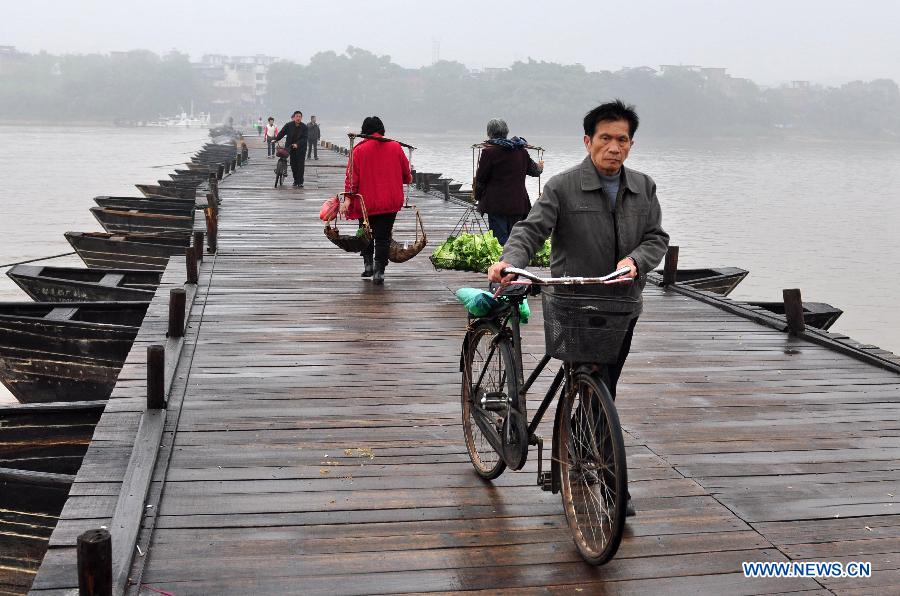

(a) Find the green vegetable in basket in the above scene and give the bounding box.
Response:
[355,227,367,238]
[431,231,503,273]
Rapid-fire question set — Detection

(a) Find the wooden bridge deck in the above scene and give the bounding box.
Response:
[31,139,900,595]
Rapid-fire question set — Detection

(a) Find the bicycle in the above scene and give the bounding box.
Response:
[459,266,637,565]
[274,144,289,188]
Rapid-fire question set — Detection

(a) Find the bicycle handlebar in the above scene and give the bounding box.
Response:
[501,266,633,285]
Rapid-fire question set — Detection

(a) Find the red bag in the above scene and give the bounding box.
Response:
[276,147,290,159]
[319,196,340,222]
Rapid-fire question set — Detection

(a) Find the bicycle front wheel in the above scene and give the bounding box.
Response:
[460,321,522,479]
[558,371,627,565]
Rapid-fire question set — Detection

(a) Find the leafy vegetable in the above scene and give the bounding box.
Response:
[430,231,503,273]
[530,238,551,268]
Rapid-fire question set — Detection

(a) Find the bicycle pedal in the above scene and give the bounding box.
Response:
[539,471,553,492]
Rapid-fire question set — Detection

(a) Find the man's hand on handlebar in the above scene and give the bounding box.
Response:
[488,261,517,285]
[604,257,638,284]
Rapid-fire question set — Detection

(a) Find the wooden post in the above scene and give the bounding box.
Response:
[783,288,806,335]
[77,528,112,596]
[168,288,186,338]
[205,208,218,253]
[422,175,431,193]
[186,247,199,284]
[441,179,450,201]
[663,245,679,286]
[242,144,248,161]
[193,231,204,263]
[206,192,218,212]
[236,153,242,167]
[208,172,217,196]
[147,344,165,409]
[217,163,224,180]
[231,157,237,170]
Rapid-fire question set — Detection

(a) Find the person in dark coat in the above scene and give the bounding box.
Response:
[273,110,308,187]
[307,116,321,160]
[474,118,544,244]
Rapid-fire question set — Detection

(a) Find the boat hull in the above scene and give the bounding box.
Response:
[66,231,190,270]
[747,301,843,330]
[0,302,147,403]
[7,265,159,302]
[90,206,194,234]
[136,184,195,200]
[94,195,197,212]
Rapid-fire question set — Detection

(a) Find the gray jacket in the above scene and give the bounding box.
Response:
[501,155,669,310]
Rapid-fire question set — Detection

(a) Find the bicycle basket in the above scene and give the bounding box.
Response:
[542,288,640,363]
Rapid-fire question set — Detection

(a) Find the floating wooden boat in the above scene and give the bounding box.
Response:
[0,302,147,403]
[158,178,202,189]
[650,267,749,296]
[136,184,195,200]
[1,467,72,594]
[66,231,190,270]
[94,195,197,212]
[7,265,160,302]
[0,399,104,474]
[746,301,843,330]
[90,206,195,234]
[0,400,105,591]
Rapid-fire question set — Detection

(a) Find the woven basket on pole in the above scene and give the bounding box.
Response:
[389,206,427,263]
[324,193,373,253]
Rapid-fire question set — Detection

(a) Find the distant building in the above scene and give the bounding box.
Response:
[0,45,23,75]
[193,54,278,115]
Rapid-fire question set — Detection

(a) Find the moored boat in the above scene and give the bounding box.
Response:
[649,267,749,296]
[94,195,197,212]
[90,206,195,234]
[0,397,106,593]
[65,231,190,270]
[136,184,195,200]
[0,467,72,593]
[7,265,160,302]
[0,301,148,403]
[746,301,843,330]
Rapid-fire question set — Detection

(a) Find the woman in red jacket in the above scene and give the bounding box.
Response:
[342,116,413,285]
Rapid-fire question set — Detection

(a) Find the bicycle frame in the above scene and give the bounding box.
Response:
[468,301,569,493]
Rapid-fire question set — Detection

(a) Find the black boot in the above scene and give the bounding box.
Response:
[372,262,386,285]
[361,255,374,278]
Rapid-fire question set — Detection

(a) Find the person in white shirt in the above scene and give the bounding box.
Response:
[263,117,279,158]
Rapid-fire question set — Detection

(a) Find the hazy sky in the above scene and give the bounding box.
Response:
[3,0,899,86]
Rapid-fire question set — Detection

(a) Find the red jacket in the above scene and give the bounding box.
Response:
[344,134,412,219]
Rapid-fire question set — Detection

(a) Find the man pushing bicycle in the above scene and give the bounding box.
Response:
[488,99,669,519]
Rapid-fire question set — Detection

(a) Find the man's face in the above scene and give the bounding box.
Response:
[584,119,633,176]
[311,117,316,123]
[293,113,302,124]
[268,119,274,125]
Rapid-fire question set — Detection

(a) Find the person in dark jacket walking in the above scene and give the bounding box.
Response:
[474,118,544,245]
[273,111,308,187]
[307,116,321,160]
[488,100,669,518]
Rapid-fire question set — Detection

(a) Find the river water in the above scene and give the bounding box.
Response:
[0,125,898,401]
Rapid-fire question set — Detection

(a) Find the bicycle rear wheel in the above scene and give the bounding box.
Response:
[557,371,627,565]
[460,321,523,479]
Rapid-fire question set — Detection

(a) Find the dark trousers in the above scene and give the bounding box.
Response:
[267,140,276,157]
[307,142,318,159]
[290,147,306,184]
[359,212,397,266]
[598,317,638,400]
[487,213,526,245]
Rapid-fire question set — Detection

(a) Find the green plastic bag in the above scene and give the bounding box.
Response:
[518,298,531,324]
[455,288,497,317]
